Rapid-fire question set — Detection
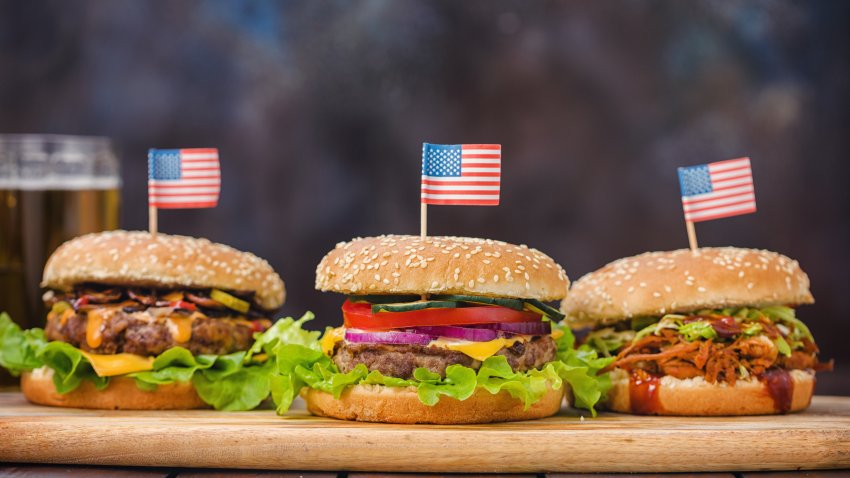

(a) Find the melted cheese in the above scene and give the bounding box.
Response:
[80,351,154,377]
[429,337,524,361]
[167,316,193,343]
[85,308,110,348]
[322,327,346,356]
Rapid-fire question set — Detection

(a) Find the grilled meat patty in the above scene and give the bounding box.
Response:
[332,335,557,379]
[46,310,269,356]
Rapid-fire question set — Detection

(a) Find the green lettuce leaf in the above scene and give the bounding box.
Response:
[193,357,274,411]
[129,347,216,391]
[0,313,47,374]
[774,336,792,357]
[268,316,613,416]
[677,320,718,342]
[0,311,320,411]
[247,312,320,360]
[39,341,109,393]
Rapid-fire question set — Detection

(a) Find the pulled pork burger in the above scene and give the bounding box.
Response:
[0,230,286,410]
[562,247,832,416]
[267,235,611,424]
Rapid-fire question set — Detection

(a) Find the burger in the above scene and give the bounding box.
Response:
[267,235,612,424]
[0,230,287,410]
[562,247,833,416]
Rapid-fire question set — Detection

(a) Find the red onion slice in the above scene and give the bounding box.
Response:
[406,326,502,342]
[344,329,434,346]
[466,321,551,336]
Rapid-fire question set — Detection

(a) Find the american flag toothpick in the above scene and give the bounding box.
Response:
[148,148,221,234]
[420,143,501,237]
[677,157,756,250]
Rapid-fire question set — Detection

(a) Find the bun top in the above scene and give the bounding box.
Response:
[315,235,569,301]
[562,247,813,325]
[42,230,285,310]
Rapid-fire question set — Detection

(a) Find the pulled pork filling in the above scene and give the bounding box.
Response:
[42,283,272,356]
[582,306,832,385]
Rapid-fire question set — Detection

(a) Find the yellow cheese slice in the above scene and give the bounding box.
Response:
[430,337,524,362]
[80,351,155,377]
[321,327,346,356]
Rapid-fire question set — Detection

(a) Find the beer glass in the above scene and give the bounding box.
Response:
[0,135,120,332]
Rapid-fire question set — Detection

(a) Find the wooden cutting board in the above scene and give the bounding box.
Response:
[0,392,848,473]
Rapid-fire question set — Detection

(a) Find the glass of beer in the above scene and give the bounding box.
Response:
[0,134,120,332]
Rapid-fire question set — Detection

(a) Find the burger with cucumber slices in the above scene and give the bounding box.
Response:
[267,235,612,424]
[0,230,288,410]
[563,247,833,416]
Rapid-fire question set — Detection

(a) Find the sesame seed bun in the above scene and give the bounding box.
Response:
[604,368,814,415]
[21,367,208,410]
[562,247,813,325]
[302,382,564,424]
[42,230,285,310]
[315,235,569,301]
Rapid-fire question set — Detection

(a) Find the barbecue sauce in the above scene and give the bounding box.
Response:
[629,369,662,414]
[760,368,794,413]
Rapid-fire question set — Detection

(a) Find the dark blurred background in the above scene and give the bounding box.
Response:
[1,0,847,393]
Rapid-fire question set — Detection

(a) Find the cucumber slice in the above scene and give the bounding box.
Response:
[371,300,461,313]
[349,295,421,304]
[431,294,525,311]
[523,299,565,320]
[210,289,250,314]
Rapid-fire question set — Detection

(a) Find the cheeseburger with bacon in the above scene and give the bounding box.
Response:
[563,247,832,416]
[269,235,611,424]
[0,230,285,410]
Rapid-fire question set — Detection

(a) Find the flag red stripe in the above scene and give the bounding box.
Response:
[422,179,501,186]
[421,189,499,196]
[708,164,751,175]
[710,180,753,192]
[149,192,219,198]
[148,183,220,188]
[177,175,221,179]
[683,197,757,214]
[681,187,754,205]
[461,144,500,150]
[461,154,501,159]
[709,171,752,182]
[422,199,499,206]
[688,207,757,223]
[180,148,218,154]
[181,167,220,172]
[461,172,501,177]
[707,157,750,168]
[152,202,218,209]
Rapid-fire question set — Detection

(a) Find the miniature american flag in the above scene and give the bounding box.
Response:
[148,148,221,208]
[421,143,501,206]
[677,157,756,223]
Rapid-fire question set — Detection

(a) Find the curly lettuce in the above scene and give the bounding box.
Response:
[267,316,613,416]
[603,306,813,352]
[0,311,316,411]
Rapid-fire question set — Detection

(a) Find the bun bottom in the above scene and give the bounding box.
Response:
[21,367,208,410]
[302,383,564,424]
[605,368,815,416]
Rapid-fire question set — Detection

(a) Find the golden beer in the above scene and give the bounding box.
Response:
[0,135,120,385]
[0,188,120,326]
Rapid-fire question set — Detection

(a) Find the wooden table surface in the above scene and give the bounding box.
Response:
[0,468,849,477]
[1,389,849,476]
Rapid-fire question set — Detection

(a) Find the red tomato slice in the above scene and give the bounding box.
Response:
[341,299,540,330]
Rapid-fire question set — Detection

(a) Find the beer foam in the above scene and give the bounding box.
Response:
[0,177,121,190]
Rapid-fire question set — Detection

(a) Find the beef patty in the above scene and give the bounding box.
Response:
[332,335,557,379]
[46,310,267,356]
